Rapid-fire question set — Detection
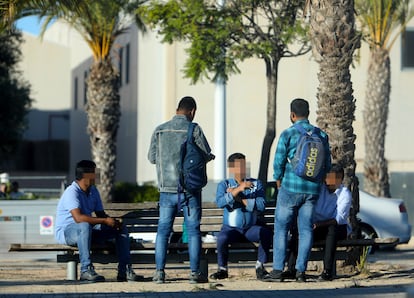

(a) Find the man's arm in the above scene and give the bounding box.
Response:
[273,131,289,182]
[148,131,157,164]
[193,125,215,162]
[313,218,337,229]
[70,208,117,228]
[336,187,352,225]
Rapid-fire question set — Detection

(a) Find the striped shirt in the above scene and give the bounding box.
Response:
[273,119,331,195]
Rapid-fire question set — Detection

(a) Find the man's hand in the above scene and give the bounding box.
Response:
[240,180,254,190]
[104,217,117,228]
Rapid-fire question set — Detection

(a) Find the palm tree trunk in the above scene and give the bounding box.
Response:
[363,47,391,198]
[86,58,121,203]
[309,0,360,237]
[258,56,278,184]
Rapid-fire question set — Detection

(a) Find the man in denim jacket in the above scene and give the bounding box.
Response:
[148,96,214,284]
[209,153,272,281]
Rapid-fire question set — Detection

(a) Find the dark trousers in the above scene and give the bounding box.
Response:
[313,224,347,272]
[216,224,273,268]
[287,224,347,273]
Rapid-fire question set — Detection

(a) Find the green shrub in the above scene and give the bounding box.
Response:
[112,181,159,203]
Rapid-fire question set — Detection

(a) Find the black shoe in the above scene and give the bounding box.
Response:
[281,269,297,280]
[189,271,208,284]
[117,265,145,282]
[255,267,269,280]
[318,270,333,281]
[262,269,283,282]
[209,269,228,280]
[295,271,306,283]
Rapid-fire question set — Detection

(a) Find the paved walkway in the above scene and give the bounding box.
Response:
[1,240,414,298]
[0,287,408,298]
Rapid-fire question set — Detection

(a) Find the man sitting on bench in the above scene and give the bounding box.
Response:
[55,160,143,282]
[285,164,352,281]
[209,153,272,281]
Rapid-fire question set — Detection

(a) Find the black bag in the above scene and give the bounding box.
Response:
[178,123,208,193]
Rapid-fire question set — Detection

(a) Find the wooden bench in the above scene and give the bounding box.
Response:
[9,201,399,280]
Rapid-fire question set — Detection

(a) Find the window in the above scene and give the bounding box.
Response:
[402,29,414,69]
[74,77,78,110]
[126,43,130,84]
[84,71,88,105]
[119,47,123,87]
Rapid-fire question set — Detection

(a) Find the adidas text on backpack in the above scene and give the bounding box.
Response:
[178,123,208,193]
[290,123,328,182]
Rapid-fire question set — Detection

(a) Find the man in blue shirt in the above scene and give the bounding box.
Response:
[313,164,351,280]
[264,98,331,282]
[209,153,272,281]
[285,164,352,281]
[55,160,142,282]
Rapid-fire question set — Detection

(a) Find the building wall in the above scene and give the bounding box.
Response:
[19,19,414,187]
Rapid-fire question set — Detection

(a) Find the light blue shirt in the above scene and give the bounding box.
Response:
[55,181,104,244]
[313,183,352,234]
[215,178,266,229]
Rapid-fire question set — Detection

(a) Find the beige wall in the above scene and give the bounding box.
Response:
[20,33,71,110]
[19,19,414,185]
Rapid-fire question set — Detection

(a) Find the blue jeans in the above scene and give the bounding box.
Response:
[64,222,131,273]
[155,192,201,272]
[216,224,272,268]
[273,187,318,273]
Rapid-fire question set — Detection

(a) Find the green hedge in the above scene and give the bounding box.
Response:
[112,182,159,203]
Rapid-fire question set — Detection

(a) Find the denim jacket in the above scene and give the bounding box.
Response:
[148,115,214,193]
[215,178,266,229]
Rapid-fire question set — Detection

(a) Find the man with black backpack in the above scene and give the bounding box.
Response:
[148,96,214,284]
[264,98,331,283]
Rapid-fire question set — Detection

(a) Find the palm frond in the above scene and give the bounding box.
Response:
[356,0,414,50]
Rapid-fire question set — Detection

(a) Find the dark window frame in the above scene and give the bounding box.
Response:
[401,29,414,69]
[74,77,78,110]
[119,47,123,87]
[126,43,130,84]
[83,71,88,105]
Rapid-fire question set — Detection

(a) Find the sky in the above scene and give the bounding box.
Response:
[15,16,43,35]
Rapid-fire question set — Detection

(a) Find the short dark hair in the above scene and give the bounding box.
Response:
[227,152,246,163]
[291,98,310,118]
[75,160,96,180]
[330,163,344,178]
[177,96,197,111]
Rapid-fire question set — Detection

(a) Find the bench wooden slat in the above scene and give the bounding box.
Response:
[9,243,77,252]
[9,237,399,253]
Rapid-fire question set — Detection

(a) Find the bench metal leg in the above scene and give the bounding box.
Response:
[67,261,78,280]
[200,258,208,278]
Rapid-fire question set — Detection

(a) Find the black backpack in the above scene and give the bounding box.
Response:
[178,123,208,194]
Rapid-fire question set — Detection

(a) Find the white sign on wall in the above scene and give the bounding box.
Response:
[39,215,54,235]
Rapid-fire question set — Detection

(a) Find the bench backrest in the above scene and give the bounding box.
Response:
[108,202,275,235]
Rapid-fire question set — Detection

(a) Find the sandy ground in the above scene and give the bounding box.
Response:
[0,254,414,295]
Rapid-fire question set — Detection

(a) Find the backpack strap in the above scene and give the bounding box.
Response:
[187,122,197,144]
[178,122,198,212]
[294,123,318,135]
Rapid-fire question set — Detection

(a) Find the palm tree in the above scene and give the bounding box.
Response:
[0,0,83,32]
[32,0,147,202]
[355,0,414,197]
[0,0,33,32]
[306,0,361,236]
